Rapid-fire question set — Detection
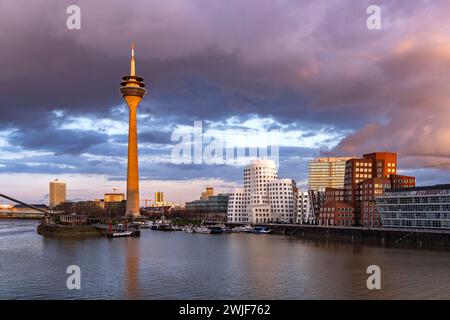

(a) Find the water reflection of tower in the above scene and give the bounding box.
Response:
[125,238,141,299]
[120,43,147,217]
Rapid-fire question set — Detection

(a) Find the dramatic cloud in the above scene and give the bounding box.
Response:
[1,0,450,202]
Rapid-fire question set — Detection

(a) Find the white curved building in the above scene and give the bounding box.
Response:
[227,188,246,222]
[227,159,305,224]
[245,160,277,223]
[269,179,296,223]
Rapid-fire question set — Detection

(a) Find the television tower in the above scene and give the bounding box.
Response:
[120,43,147,217]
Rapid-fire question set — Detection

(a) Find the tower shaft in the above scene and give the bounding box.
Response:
[126,97,140,216]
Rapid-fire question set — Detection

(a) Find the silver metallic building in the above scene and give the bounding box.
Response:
[376,184,450,230]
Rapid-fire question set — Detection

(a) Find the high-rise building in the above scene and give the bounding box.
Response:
[154,191,164,204]
[49,179,66,209]
[308,157,353,190]
[200,187,214,200]
[120,43,147,217]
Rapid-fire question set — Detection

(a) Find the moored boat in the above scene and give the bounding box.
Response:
[251,226,272,234]
[194,226,212,234]
[107,230,140,238]
[209,226,224,234]
[151,223,176,231]
[231,225,254,233]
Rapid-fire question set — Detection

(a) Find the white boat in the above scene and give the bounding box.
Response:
[231,225,253,233]
[107,230,140,237]
[194,226,212,234]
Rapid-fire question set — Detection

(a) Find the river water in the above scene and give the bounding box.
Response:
[1,220,450,299]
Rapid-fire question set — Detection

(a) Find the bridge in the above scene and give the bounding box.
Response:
[0,193,51,216]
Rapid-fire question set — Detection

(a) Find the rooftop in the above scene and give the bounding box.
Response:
[387,184,450,193]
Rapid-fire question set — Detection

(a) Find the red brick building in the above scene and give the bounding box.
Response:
[390,174,416,189]
[360,177,391,227]
[339,152,415,227]
[325,187,345,202]
[318,201,355,227]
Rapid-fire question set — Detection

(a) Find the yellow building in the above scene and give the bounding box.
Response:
[154,191,164,204]
[308,157,354,190]
[49,179,66,209]
[200,187,214,200]
[104,193,125,203]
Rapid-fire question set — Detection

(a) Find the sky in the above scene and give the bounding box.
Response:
[1,0,450,204]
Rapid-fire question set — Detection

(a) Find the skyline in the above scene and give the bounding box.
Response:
[1,0,450,203]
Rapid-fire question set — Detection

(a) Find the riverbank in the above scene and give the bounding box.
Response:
[0,213,43,220]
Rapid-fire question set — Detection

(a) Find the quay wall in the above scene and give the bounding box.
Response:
[220,222,450,249]
[264,224,450,249]
[37,223,103,238]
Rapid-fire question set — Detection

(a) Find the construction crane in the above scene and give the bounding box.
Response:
[141,198,151,208]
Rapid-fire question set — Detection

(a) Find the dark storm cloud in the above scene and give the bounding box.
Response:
[2,0,450,186]
[139,130,172,145]
[9,128,108,155]
[0,0,391,130]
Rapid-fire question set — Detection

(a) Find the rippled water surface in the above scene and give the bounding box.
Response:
[1,220,450,299]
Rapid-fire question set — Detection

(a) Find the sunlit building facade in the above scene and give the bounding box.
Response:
[49,179,66,209]
[308,157,353,190]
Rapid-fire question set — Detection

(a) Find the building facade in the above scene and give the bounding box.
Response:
[308,157,353,190]
[318,201,355,226]
[154,191,164,203]
[360,178,391,227]
[227,188,246,223]
[185,194,230,214]
[200,187,214,200]
[296,191,313,224]
[377,184,450,230]
[312,152,417,227]
[389,174,416,189]
[49,179,66,209]
[227,159,302,224]
[244,159,278,223]
[104,193,125,202]
[269,179,296,223]
[343,152,399,226]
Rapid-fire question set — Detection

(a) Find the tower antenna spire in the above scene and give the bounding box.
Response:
[130,42,136,76]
